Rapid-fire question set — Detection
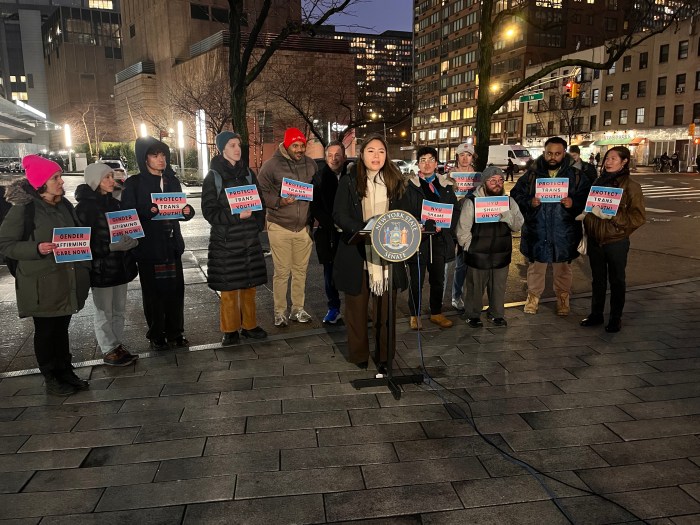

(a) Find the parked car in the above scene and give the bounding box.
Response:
[406,160,420,175]
[392,159,410,174]
[488,145,533,172]
[0,157,23,173]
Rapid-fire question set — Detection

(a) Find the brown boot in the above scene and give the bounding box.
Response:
[556,292,570,316]
[410,316,422,330]
[523,293,539,314]
[429,314,453,328]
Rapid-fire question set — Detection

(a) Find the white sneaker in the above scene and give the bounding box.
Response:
[452,298,464,310]
[290,309,312,323]
[274,314,288,327]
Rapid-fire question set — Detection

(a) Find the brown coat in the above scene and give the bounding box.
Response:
[583,173,645,245]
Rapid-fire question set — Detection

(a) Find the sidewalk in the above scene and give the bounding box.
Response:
[0,279,699,523]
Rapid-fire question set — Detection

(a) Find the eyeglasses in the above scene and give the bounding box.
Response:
[486,178,504,184]
[418,157,436,164]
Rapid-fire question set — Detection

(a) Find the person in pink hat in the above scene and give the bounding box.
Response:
[257,127,317,327]
[0,155,91,395]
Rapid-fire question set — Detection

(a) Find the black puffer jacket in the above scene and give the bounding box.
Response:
[202,155,267,291]
[74,184,138,288]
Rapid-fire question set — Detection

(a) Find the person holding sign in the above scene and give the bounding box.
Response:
[121,137,195,351]
[0,155,91,395]
[403,146,458,329]
[75,163,139,366]
[332,135,410,370]
[511,137,592,317]
[257,127,316,327]
[579,146,645,333]
[202,131,268,346]
[456,167,524,327]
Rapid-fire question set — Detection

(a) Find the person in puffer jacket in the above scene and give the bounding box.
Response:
[75,163,139,367]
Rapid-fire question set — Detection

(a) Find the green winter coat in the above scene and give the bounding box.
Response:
[0,179,91,318]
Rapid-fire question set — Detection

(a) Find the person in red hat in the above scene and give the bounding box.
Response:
[0,155,91,395]
[257,127,317,327]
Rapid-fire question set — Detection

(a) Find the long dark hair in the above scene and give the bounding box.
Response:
[598,146,631,186]
[355,134,405,200]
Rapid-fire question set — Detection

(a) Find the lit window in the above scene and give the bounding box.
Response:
[88,1,113,8]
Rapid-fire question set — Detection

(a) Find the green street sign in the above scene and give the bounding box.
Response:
[519,93,544,102]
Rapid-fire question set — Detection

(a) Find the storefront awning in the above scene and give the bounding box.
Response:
[593,137,646,146]
[629,137,646,145]
[573,140,594,147]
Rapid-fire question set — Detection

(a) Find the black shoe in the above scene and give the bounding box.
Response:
[467,318,483,328]
[44,375,77,396]
[150,338,169,351]
[241,326,267,340]
[55,368,89,390]
[580,314,604,327]
[487,315,508,327]
[376,361,388,375]
[355,360,368,370]
[605,318,622,333]
[221,332,240,346]
[169,336,190,348]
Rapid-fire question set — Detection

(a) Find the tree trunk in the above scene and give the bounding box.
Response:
[475,0,494,172]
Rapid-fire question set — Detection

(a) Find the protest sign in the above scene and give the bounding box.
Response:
[53,227,92,263]
[474,196,510,223]
[280,178,313,201]
[585,186,624,216]
[225,185,263,214]
[535,178,569,203]
[105,209,144,243]
[151,192,187,220]
[420,200,454,228]
[450,172,480,197]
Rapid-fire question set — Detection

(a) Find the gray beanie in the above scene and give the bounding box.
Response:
[84,162,113,191]
[481,166,505,185]
[216,131,241,153]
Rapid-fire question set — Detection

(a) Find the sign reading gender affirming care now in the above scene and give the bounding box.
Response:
[280,178,313,201]
[420,200,454,228]
[105,209,144,243]
[474,196,510,223]
[450,172,480,197]
[151,192,187,220]
[225,185,263,214]
[535,178,569,203]
[585,186,624,216]
[53,227,92,263]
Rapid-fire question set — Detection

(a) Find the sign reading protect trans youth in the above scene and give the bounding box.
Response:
[105,209,145,243]
[53,227,92,263]
[280,178,313,201]
[225,185,263,214]
[450,172,480,197]
[151,192,187,220]
[585,186,624,216]
[535,178,569,203]
[370,210,421,263]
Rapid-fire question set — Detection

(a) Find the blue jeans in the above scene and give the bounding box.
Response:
[323,262,341,310]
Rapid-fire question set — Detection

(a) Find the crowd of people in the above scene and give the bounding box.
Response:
[0,129,646,394]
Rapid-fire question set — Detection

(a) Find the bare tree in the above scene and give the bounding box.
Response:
[64,102,114,160]
[473,0,700,169]
[227,0,358,158]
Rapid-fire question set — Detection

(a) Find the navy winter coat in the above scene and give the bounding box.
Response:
[510,154,591,263]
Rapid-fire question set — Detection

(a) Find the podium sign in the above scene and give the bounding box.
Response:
[370,210,421,262]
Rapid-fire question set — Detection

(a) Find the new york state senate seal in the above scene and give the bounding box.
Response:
[370,210,421,263]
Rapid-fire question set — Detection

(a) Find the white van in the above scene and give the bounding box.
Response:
[488,145,533,172]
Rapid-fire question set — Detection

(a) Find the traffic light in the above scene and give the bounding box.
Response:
[564,81,572,97]
[570,82,579,98]
[689,123,696,136]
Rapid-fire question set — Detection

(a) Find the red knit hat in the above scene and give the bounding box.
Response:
[22,155,62,189]
[283,127,307,149]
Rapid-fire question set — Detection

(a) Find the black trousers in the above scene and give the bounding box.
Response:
[33,315,72,376]
[588,237,629,319]
[407,253,446,316]
[137,258,185,341]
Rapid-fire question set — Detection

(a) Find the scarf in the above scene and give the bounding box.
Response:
[361,170,389,295]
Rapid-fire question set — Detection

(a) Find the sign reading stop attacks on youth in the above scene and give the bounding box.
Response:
[150,192,187,220]
[280,178,313,201]
[105,209,145,243]
[52,227,92,263]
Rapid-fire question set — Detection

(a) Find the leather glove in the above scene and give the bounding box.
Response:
[499,209,515,226]
[591,205,612,220]
[182,204,195,220]
[109,235,138,252]
[575,212,587,221]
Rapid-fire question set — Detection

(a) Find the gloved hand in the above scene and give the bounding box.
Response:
[575,212,587,221]
[499,209,515,226]
[182,204,195,221]
[109,235,138,252]
[591,206,612,220]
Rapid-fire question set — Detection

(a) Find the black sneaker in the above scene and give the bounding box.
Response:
[221,332,240,346]
[487,315,508,327]
[58,368,90,390]
[44,375,77,396]
[241,327,267,340]
[467,318,483,328]
[169,336,190,348]
[150,338,169,351]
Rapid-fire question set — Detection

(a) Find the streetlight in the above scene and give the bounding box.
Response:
[140,123,147,138]
[64,124,72,172]
[370,112,386,140]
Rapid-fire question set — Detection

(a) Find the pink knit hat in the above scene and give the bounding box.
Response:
[22,155,62,189]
